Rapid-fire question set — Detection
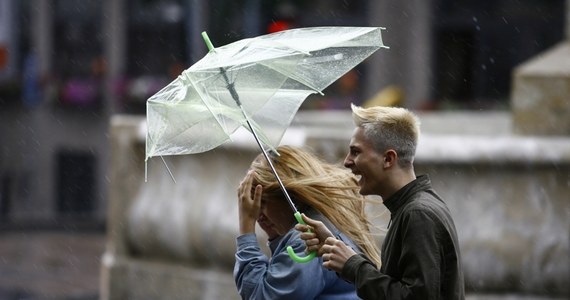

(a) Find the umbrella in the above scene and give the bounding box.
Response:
[146,26,389,262]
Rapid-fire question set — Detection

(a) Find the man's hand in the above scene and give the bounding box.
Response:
[294,214,334,256]
[321,237,357,273]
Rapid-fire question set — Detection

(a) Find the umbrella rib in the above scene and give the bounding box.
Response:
[259,61,324,95]
[186,73,235,136]
[145,133,177,183]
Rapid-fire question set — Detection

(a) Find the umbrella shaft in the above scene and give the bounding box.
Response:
[218,64,297,213]
[241,109,298,214]
[220,67,241,106]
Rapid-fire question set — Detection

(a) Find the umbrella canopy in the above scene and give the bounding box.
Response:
[146,27,388,161]
[145,26,388,263]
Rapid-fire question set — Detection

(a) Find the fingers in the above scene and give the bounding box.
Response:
[237,171,261,234]
[238,171,253,199]
[301,213,321,227]
[320,238,351,272]
[294,223,311,233]
[305,238,322,254]
[319,238,336,256]
[300,214,335,240]
[252,183,262,207]
[298,230,316,240]
[321,244,336,269]
[253,183,262,198]
[324,236,337,245]
[238,171,262,205]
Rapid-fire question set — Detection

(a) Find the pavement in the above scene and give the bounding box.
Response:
[0,230,106,300]
[0,230,566,300]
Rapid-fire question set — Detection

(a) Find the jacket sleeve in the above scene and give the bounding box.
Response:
[233,233,326,300]
[341,210,442,300]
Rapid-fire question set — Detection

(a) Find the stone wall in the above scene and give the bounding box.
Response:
[100,112,570,299]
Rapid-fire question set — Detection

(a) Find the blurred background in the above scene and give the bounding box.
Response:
[0,0,568,299]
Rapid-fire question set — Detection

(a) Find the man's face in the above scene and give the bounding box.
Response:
[343,127,385,196]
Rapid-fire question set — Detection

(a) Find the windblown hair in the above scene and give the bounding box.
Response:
[351,103,420,168]
[250,145,382,268]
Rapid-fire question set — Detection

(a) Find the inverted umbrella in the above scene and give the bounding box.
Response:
[146,26,389,262]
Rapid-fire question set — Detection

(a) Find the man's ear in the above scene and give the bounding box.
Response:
[383,150,397,167]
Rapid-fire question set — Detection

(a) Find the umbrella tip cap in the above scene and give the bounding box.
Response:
[201,31,215,52]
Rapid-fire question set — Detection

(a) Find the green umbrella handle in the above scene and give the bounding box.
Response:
[287,212,317,263]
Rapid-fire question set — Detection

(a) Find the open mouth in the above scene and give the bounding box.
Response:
[353,173,363,185]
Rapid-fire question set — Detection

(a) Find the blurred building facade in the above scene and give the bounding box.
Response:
[0,0,566,227]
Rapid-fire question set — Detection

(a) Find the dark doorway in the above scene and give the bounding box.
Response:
[56,150,96,214]
[0,174,11,216]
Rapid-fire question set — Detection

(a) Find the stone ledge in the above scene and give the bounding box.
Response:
[131,111,570,165]
[416,134,570,164]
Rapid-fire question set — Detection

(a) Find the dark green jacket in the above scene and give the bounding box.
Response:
[341,175,465,300]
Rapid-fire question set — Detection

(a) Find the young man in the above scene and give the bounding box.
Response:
[297,104,465,299]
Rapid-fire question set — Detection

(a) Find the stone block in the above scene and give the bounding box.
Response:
[511,42,570,135]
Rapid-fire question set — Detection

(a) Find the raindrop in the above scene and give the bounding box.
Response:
[481,64,487,70]
[472,16,478,23]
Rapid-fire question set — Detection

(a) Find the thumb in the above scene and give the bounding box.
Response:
[301,213,321,227]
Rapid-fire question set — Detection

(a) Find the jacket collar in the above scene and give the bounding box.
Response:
[383,174,431,214]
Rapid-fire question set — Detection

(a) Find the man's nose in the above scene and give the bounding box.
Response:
[343,155,353,168]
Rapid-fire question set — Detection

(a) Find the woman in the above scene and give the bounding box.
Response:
[234,145,381,299]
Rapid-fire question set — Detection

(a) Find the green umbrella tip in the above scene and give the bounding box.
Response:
[201,31,215,52]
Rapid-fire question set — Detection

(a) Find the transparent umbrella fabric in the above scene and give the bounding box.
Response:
[146,26,388,161]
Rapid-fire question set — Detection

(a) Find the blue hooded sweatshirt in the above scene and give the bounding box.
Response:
[234,210,360,300]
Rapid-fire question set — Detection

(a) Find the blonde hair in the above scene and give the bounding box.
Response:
[351,103,420,168]
[250,145,382,268]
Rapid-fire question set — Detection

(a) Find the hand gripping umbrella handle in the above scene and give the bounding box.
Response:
[287,212,317,263]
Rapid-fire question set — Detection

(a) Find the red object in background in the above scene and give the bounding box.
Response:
[0,45,7,70]
[267,20,292,33]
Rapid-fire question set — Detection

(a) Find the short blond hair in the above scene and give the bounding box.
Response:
[351,103,420,167]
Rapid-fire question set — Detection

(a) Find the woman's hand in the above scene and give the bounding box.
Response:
[238,170,262,234]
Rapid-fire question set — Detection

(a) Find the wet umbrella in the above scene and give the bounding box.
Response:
[146,26,388,262]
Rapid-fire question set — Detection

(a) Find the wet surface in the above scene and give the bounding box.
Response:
[0,231,105,300]
[0,230,566,300]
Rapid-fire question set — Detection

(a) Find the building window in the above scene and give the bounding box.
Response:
[122,0,188,114]
[0,0,32,107]
[433,0,565,109]
[53,0,104,109]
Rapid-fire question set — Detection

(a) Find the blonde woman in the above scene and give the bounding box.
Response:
[234,145,381,300]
